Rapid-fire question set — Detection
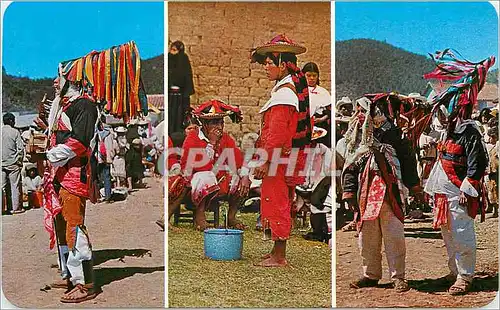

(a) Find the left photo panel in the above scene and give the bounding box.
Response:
[1,1,165,307]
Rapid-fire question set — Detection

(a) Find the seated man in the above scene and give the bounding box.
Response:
[23,163,43,208]
[180,100,250,231]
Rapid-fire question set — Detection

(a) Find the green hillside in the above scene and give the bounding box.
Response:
[336,39,498,101]
[2,54,164,113]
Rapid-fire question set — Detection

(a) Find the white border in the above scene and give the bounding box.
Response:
[164,1,169,308]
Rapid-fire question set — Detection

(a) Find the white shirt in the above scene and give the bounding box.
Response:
[308,85,331,117]
[335,137,347,160]
[424,119,482,198]
[23,175,42,192]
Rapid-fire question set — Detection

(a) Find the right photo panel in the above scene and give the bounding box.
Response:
[335,1,498,308]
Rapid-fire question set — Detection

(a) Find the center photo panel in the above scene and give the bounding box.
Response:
[166,1,332,308]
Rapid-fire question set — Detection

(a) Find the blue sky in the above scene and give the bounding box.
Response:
[2,1,164,78]
[336,1,498,64]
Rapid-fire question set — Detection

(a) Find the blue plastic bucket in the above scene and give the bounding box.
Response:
[204,229,243,261]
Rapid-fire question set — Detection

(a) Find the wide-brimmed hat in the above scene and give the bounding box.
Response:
[115,126,127,133]
[251,34,306,59]
[407,92,428,102]
[356,97,371,111]
[137,120,148,126]
[336,97,352,109]
[193,99,242,123]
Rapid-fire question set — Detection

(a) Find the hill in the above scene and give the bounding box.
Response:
[336,39,435,100]
[2,54,164,113]
[336,39,498,101]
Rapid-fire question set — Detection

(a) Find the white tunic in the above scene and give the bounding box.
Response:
[259,75,299,113]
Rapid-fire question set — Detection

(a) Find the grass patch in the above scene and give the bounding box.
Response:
[168,213,332,307]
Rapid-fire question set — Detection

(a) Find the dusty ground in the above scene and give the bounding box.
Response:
[336,215,499,308]
[168,213,332,308]
[1,176,165,308]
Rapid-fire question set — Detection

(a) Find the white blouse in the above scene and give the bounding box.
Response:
[308,85,331,117]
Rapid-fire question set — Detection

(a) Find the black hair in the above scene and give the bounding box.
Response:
[302,62,320,85]
[170,41,185,54]
[480,108,492,122]
[3,112,15,126]
[253,52,297,75]
[267,52,297,66]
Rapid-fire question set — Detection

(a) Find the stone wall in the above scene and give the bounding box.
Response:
[168,2,331,139]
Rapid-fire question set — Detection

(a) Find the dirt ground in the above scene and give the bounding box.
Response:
[1,176,165,308]
[336,215,499,308]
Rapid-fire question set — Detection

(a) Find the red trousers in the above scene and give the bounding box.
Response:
[261,165,294,240]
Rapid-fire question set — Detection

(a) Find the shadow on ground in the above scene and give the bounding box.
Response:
[93,248,152,266]
[95,266,164,288]
[404,230,443,239]
[409,271,498,293]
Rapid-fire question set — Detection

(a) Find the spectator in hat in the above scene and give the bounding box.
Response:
[2,113,25,214]
[23,163,43,208]
[112,126,128,188]
[336,96,354,117]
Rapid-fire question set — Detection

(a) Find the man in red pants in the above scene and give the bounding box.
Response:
[180,100,251,230]
[251,35,312,267]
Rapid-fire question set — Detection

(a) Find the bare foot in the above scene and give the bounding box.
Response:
[168,223,181,232]
[341,221,356,232]
[254,256,288,267]
[261,253,272,260]
[227,220,248,230]
[195,220,209,231]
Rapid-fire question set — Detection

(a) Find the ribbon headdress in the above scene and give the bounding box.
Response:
[422,49,496,133]
[251,34,312,148]
[58,40,148,120]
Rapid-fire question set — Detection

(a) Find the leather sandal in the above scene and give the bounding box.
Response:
[60,284,100,303]
[50,278,72,290]
[449,278,471,295]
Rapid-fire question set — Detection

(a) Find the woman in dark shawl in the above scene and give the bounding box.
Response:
[168,41,195,135]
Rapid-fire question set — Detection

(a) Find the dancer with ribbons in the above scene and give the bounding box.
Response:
[42,41,149,303]
[424,50,494,295]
